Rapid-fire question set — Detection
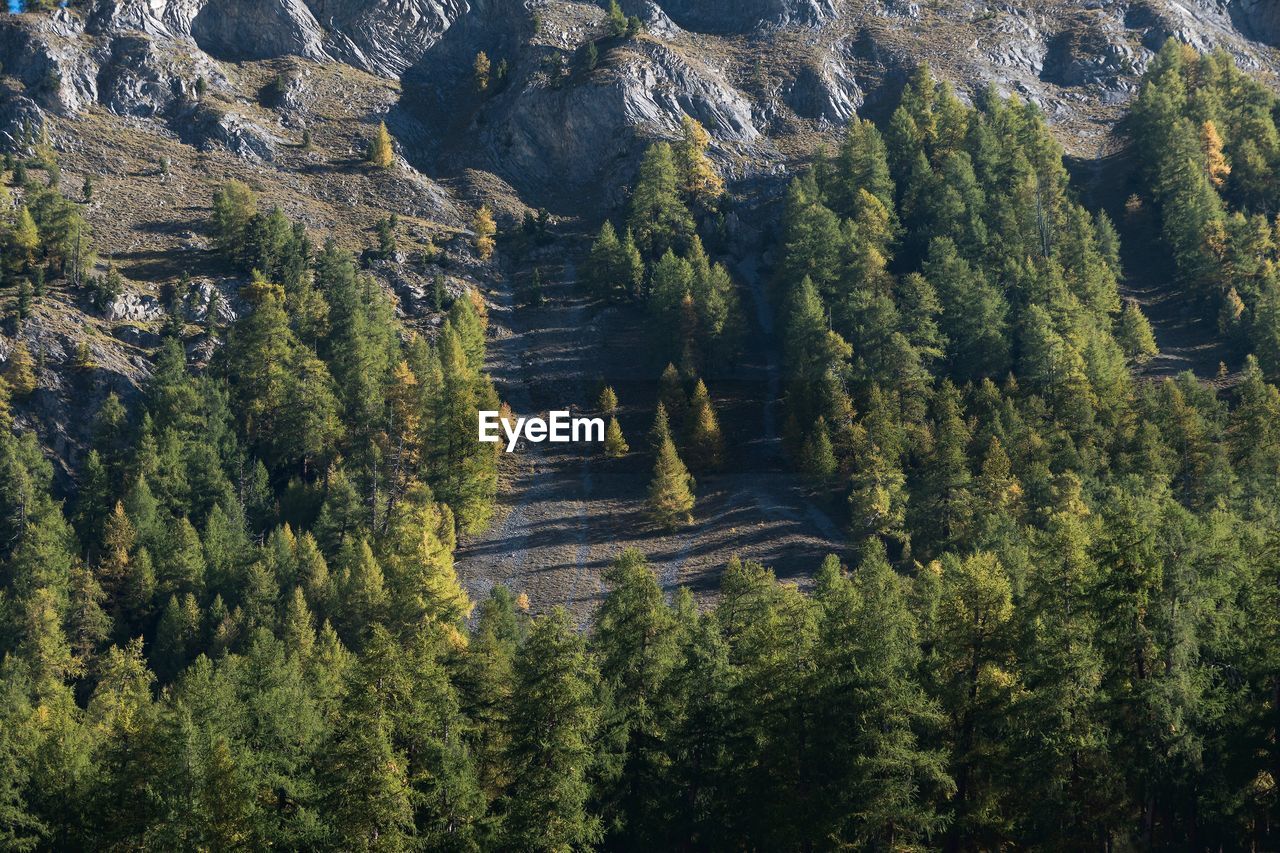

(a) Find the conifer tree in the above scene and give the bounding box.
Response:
[922,236,1009,379]
[592,549,681,844]
[648,433,695,529]
[378,481,471,629]
[366,121,394,168]
[152,592,201,681]
[449,289,488,372]
[827,117,896,220]
[473,204,496,261]
[4,340,36,399]
[713,557,816,845]
[210,180,257,261]
[67,560,111,665]
[95,501,134,608]
[1201,119,1230,188]
[628,142,695,259]
[319,635,415,849]
[604,417,628,458]
[336,539,389,641]
[1013,496,1124,843]
[658,363,686,426]
[606,0,627,37]
[809,542,951,846]
[649,401,672,451]
[674,115,723,206]
[598,385,619,415]
[505,607,603,850]
[649,251,694,358]
[800,416,837,483]
[913,380,975,556]
[684,379,724,471]
[1117,299,1159,363]
[619,227,644,298]
[935,551,1016,848]
[587,221,624,299]
[9,205,38,263]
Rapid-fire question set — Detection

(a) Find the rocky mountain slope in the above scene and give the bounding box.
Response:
[4,1,1279,200]
[0,0,1276,478]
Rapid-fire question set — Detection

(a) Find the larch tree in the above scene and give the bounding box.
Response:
[604,417,629,458]
[473,204,496,261]
[628,142,695,259]
[648,433,695,529]
[674,115,723,206]
[4,340,36,399]
[366,121,394,168]
[684,379,724,472]
[809,542,952,847]
[505,608,604,851]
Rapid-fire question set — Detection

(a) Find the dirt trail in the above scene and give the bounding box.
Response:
[455,239,848,622]
[1113,202,1241,385]
[1074,147,1240,385]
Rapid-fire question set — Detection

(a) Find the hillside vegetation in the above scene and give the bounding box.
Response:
[0,26,1278,844]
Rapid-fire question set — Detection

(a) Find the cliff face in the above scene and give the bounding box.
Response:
[1232,0,1280,46]
[653,0,835,33]
[0,0,1275,200]
[84,0,465,73]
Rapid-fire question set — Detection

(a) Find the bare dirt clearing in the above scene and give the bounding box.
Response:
[455,238,847,622]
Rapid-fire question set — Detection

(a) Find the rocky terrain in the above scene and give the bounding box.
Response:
[0,0,1277,606]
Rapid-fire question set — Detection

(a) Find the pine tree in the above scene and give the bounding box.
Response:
[809,541,951,846]
[319,636,415,849]
[4,339,36,399]
[628,142,695,259]
[67,560,111,665]
[674,115,723,206]
[604,417,629,458]
[1117,299,1159,363]
[712,557,816,845]
[211,180,257,260]
[648,434,695,529]
[96,501,134,606]
[684,379,724,471]
[378,481,472,630]
[649,252,694,359]
[598,385,619,415]
[607,0,627,36]
[505,607,603,850]
[658,363,687,427]
[592,549,681,845]
[826,117,896,219]
[619,227,644,298]
[152,592,201,681]
[473,204,496,261]
[587,221,625,299]
[9,205,38,262]
[922,236,1009,379]
[935,551,1017,848]
[1201,119,1230,188]
[800,416,837,483]
[913,380,975,556]
[336,539,388,642]
[366,121,394,168]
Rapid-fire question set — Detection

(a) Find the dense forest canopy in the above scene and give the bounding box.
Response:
[0,40,1279,851]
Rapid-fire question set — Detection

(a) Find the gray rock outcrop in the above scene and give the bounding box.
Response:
[653,0,835,33]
